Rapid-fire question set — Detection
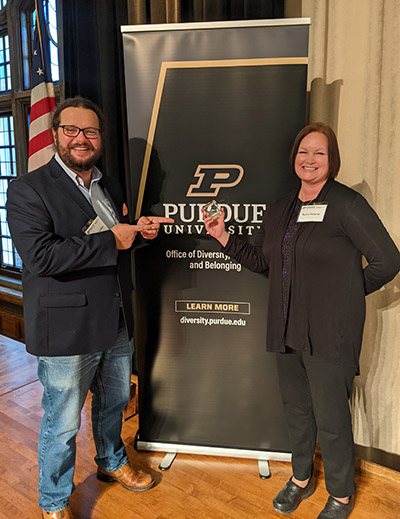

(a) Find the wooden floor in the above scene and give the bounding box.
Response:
[0,335,399,519]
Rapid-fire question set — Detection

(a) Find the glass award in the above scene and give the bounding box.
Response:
[202,200,222,220]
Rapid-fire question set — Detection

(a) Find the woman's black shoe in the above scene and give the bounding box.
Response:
[317,495,354,519]
[273,476,315,515]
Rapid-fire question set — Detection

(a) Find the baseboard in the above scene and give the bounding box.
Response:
[355,445,400,478]
[314,444,400,482]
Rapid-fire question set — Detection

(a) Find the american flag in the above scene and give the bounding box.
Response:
[27,0,56,172]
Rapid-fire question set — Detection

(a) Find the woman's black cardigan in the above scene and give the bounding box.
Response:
[222,180,400,368]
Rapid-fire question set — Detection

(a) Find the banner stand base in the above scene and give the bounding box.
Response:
[135,439,291,478]
[258,459,271,479]
[159,452,177,471]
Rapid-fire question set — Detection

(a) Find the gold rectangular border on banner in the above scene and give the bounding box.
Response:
[135,57,308,219]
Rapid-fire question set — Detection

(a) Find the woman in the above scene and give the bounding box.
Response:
[203,123,400,519]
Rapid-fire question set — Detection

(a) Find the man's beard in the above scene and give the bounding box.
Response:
[56,135,102,173]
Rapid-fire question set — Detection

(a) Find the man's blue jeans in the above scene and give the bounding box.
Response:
[37,325,133,512]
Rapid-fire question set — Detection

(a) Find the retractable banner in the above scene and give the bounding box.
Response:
[122,20,309,459]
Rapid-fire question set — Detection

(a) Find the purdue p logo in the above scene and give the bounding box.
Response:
[186,165,244,197]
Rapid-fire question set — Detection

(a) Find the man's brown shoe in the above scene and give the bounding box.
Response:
[41,506,74,518]
[97,462,155,491]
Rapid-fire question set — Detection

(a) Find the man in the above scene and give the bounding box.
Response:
[6,97,173,519]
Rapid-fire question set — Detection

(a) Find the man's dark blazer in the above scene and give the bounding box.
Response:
[6,156,134,357]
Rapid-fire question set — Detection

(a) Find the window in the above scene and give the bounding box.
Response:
[47,0,58,82]
[0,113,21,268]
[21,10,32,90]
[0,113,15,176]
[0,33,11,92]
[0,0,61,273]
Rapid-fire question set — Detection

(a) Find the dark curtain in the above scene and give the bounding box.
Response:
[128,0,284,24]
[62,0,131,187]
[62,0,285,189]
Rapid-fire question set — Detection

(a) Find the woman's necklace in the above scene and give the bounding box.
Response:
[298,189,316,205]
[299,180,327,203]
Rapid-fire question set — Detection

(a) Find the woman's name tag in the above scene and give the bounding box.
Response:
[297,203,328,223]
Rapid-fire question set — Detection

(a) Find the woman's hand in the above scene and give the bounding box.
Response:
[202,208,230,247]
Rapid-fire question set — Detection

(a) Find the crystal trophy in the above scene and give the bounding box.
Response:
[202,200,222,220]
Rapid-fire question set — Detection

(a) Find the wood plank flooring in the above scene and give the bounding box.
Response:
[0,335,399,518]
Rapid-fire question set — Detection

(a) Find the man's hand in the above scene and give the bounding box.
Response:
[111,224,140,250]
[111,217,175,249]
[137,216,175,240]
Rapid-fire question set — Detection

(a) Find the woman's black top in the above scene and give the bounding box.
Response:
[222,180,400,367]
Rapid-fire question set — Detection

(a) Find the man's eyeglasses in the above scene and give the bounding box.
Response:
[58,125,101,139]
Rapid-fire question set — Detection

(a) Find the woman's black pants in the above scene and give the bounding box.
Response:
[275,349,357,498]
